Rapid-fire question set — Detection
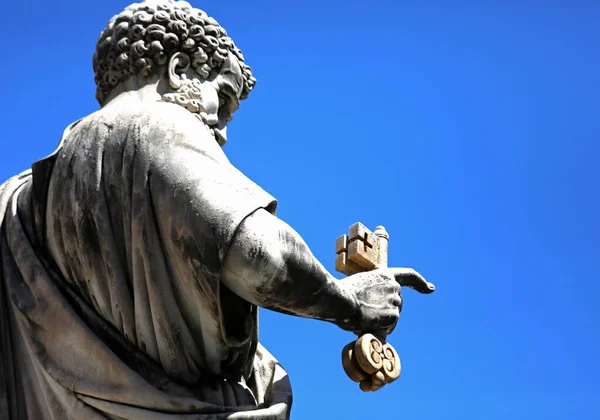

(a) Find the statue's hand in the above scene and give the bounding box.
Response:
[337,268,434,338]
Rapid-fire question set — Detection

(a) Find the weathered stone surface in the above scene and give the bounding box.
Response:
[0,1,434,419]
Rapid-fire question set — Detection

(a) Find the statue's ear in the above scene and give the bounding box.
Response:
[167,52,191,89]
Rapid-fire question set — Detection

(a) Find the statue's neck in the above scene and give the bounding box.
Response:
[102,74,167,109]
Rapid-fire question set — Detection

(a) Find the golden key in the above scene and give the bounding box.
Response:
[336,223,401,392]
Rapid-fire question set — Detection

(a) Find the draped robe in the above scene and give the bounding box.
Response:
[0,102,292,419]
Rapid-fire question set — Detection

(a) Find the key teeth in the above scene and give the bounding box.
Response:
[335,253,363,276]
[348,239,378,270]
[335,234,348,255]
[348,222,367,241]
[336,222,380,275]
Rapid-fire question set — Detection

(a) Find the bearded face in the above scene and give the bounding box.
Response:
[161,51,244,146]
[202,52,245,146]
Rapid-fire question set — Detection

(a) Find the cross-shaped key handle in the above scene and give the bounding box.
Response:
[335,223,400,392]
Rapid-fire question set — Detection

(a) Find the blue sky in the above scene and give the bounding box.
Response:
[1,1,599,419]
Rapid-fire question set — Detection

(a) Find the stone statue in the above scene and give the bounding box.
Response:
[0,1,434,418]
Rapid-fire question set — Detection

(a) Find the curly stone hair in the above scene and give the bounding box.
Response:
[93,0,256,105]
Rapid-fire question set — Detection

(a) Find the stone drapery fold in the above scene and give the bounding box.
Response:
[0,103,292,419]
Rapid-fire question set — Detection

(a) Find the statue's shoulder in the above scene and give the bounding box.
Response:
[65,102,219,160]
[83,102,204,136]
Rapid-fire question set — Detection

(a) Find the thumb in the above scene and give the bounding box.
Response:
[390,268,436,294]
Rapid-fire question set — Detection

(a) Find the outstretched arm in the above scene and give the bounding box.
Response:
[222,209,357,326]
[140,107,432,336]
[222,209,433,335]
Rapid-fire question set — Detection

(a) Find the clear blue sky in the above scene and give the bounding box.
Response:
[1,1,599,419]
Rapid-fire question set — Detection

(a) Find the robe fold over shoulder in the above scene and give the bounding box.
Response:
[0,102,292,419]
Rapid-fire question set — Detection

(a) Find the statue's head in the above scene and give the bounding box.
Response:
[93,0,256,145]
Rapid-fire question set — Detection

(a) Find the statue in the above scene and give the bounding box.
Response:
[0,1,435,418]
